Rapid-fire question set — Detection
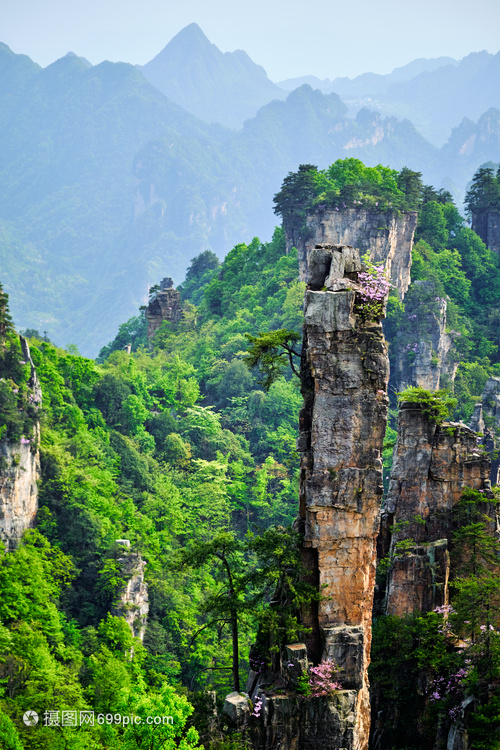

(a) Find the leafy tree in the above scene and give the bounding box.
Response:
[177,532,247,692]
[465,166,500,214]
[245,329,302,389]
[273,164,318,244]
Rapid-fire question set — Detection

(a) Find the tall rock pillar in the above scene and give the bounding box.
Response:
[298,243,390,749]
[0,337,41,552]
[384,403,492,616]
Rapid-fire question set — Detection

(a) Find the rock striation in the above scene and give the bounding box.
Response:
[390,281,458,393]
[384,403,491,617]
[112,541,149,641]
[471,209,500,253]
[298,243,389,749]
[288,208,418,298]
[245,244,389,750]
[0,337,41,552]
[481,376,500,431]
[145,277,183,340]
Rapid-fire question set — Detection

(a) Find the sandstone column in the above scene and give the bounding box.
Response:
[298,243,390,749]
[0,337,41,552]
[384,403,492,616]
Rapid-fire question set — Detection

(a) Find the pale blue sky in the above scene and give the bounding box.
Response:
[3,0,500,81]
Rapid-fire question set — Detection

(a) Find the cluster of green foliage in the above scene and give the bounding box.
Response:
[397,386,457,424]
[0,285,40,446]
[465,166,500,214]
[273,160,447,241]
[0,226,310,748]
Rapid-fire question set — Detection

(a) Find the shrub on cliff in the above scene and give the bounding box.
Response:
[397,386,457,423]
[273,158,427,224]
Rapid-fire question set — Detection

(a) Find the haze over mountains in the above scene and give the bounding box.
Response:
[1,24,500,355]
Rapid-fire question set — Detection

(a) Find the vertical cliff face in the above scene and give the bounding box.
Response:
[481,376,500,430]
[0,338,41,552]
[471,209,500,253]
[243,244,389,750]
[298,243,389,748]
[112,541,149,641]
[288,208,417,298]
[390,282,458,393]
[384,403,491,617]
[145,277,183,340]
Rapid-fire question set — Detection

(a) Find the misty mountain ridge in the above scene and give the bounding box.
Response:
[137,26,499,148]
[140,23,286,129]
[278,55,458,96]
[1,30,500,355]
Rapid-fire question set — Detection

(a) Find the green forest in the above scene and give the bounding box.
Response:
[2,158,500,749]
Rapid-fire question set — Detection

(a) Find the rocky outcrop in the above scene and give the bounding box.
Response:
[243,244,389,749]
[476,379,500,484]
[481,376,500,432]
[471,209,500,253]
[145,277,183,339]
[390,281,458,393]
[384,403,491,617]
[288,208,417,298]
[469,402,485,433]
[112,541,149,641]
[297,243,389,749]
[0,337,41,552]
[245,641,358,749]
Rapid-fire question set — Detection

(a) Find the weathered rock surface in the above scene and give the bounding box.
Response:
[471,209,500,253]
[384,403,491,616]
[0,337,41,552]
[111,542,149,641]
[390,281,458,393]
[250,690,358,750]
[469,402,485,434]
[223,692,251,727]
[481,376,500,431]
[288,208,417,298]
[145,277,183,339]
[298,243,389,749]
[245,244,389,749]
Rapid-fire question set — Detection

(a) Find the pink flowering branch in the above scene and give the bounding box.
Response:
[355,261,392,322]
[308,660,342,697]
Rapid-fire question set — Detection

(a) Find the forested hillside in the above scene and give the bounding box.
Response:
[2,158,500,747]
[0,228,306,749]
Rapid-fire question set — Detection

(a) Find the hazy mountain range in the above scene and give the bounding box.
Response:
[1,24,499,355]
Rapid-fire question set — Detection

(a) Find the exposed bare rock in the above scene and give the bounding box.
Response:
[0,337,41,552]
[245,243,389,750]
[384,403,491,616]
[145,277,183,339]
[112,543,149,641]
[251,690,358,750]
[390,282,458,393]
[288,208,417,298]
[481,376,500,431]
[469,403,485,434]
[471,209,500,252]
[298,243,389,749]
[223,692,251,728]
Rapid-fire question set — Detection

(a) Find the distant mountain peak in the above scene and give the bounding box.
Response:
[140,24,286,129]
[150,23,213,61]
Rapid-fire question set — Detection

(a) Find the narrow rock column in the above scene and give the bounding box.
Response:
[298,243,389,749]
[0,337,41,552]
[112,540,149,641]
[385,403,491,616]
